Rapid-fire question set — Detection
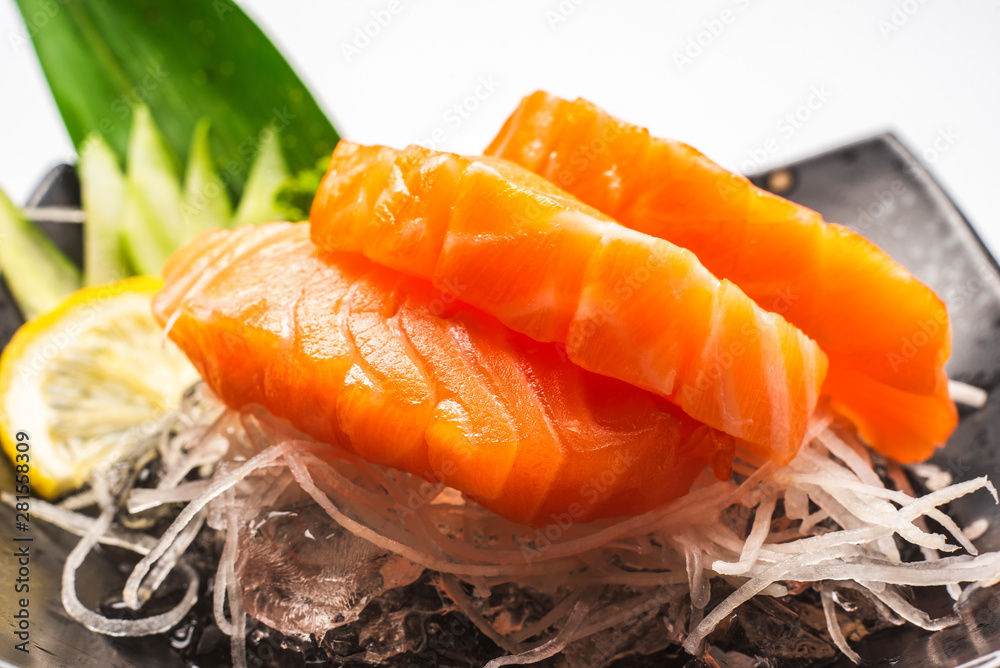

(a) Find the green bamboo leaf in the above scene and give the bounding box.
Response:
[181,118,232,236]
[15,0,339,198]
[0,188,81,319]
[233,128,290,226]
[79,134,131,285]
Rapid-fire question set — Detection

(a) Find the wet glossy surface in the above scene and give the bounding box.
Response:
[751,134,1000,667]
[2,134,999,666]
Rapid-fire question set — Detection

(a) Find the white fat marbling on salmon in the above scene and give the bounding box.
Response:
[756,309,790,453]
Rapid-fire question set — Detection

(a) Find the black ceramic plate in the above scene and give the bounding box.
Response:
[1,134,998,667]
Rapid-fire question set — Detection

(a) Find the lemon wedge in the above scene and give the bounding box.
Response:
[0,276,199,499]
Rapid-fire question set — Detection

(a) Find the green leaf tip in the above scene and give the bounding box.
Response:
[15,0,339,200]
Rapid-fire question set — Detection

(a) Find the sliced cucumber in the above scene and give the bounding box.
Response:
[120,183,176,276]
[79,133,130,285]
[181,118,232,239]
[121,105,184,274]
[233,128,291,226]
[0,186,81,319]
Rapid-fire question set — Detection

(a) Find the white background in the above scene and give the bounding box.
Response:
[1,1,999,254]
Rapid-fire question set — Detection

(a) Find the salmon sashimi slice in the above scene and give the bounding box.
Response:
[485,91,956,463]
[310,141,829,463]
[153,222,735,525]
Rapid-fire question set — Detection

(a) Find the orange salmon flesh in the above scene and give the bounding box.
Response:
[485,91,956,463]
[310,141,829,464]
[153,222,735,526]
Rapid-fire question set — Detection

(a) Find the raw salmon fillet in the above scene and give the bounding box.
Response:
[485,91,956,463]
[310,142,828,463]
[153,222,735,525]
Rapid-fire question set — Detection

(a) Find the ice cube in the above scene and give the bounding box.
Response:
[236,501,424,637]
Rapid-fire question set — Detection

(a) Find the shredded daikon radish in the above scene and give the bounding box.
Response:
[508,590,581,643]
[861,582,959,631]
[568,588,683,641]
[965,518,991,541]
[909,461,955,491]
[1,492,157,554]
[684,550,834,653]
[439,575,526,654]
[285,451,567,578]
[483,590,595,668]
[37,389,1000,667]
[821,589,862,665]
[887,462,964,601]
[717,490,776,575]
[122,440,323,609]
[950,379,989,408]
[681,537,710,609]
[127,480,212,513]
[58,488,99,511]
[212,489,238,636]
[225,496,249,668]
[815,429,882,487]
[60,478,200,637]
[139,509,206,607]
